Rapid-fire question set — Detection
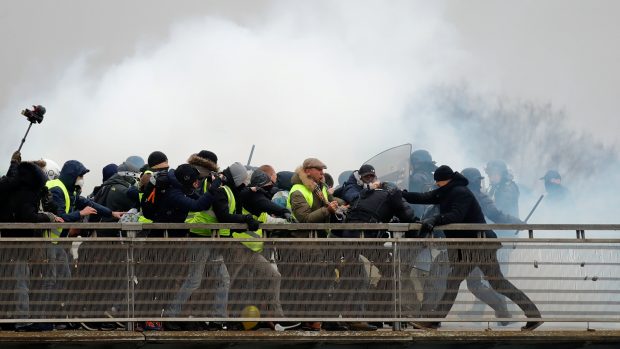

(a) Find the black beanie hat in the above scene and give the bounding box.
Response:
[175,164,199,187]
[148,151,168,167]
[433,165,454,181]
[197,150,218,164]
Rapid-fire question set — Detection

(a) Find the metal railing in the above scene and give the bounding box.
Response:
[0,223,618,330]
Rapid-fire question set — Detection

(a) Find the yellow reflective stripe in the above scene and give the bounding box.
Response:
[187,184,234,237]
[287,184,329,219]
[45,179,71,239]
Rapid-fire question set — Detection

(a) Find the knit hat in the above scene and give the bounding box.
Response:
[175,164,199,187]
[117,161,140,174]
[228,162,248,187]
[250,169,272,188]
[125,155,145,170]
[147,151,168,168]
[102,163,118,182]
[433,165,454,181]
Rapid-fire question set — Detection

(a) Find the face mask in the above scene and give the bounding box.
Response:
[75,178,85,188]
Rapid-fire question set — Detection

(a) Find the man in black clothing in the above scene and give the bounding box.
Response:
[403,165,542,331]
[339,181,418,329]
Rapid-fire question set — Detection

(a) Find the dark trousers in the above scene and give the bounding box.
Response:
[421,244,540,320]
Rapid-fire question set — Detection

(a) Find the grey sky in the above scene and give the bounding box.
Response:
[1,0,618,187]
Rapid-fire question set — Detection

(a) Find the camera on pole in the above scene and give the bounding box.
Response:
[18,105,46,152]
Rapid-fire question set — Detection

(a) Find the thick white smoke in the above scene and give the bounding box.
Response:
[0,1,466,188]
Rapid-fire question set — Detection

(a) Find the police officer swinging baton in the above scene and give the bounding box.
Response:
[514,194,544,235]
[18,105,46,152]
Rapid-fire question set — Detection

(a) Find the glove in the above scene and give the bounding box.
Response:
[283,212,297,223]
[419,217,437,236]
[208,176,222,196]
[155,171,170,189]
[243,214,260,231]
[11,151,21,164]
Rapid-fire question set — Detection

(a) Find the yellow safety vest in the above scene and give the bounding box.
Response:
[185,181,230,237]
[137,192,153,223]
[286,183,329,220]
[45,179,71,239]
[233,210,267,252]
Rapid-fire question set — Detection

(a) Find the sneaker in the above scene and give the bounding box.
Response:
[409,321,441,330]
[274,322,301,331]
[104,309,126,329]
[348,322,378,331]
[143,321,163,331]
[521,321,544,331]
[80,322,100,331]
[205,321,228,331]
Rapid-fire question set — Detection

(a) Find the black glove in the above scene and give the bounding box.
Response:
[419,217,437,236]
[11,151,21,164]
[155,171,170,189]
[243,214,260,231]
[208,176,222,196]
[283,212,296,223]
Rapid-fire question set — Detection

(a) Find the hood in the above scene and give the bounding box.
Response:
[441,171,469,191]
[59,160,89,190]
[188,154,219,173]
[59,160,89,182]
[102,173,136,188]
[17,161,48,190]
[344,171,361,186]
[292,166,322,191]
[275,171,294,191]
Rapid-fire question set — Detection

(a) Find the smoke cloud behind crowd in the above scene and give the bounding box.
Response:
[1,0,618,225]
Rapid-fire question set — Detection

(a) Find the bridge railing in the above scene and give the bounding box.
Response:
[0,223,618,330]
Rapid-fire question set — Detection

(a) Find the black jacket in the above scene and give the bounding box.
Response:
[240,187,290,218]
[403,172,489,238]
[347,184,416,224]
[211,167,252,228]
[341,183,416,238]
[148,169,213,223]
[1,162,56,237]
[92,173,140,222]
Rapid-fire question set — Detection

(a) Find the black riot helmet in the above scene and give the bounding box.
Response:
[462,167,484,192]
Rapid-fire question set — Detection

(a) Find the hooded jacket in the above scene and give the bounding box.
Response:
[148,168,213,224]
[288,166,343,223]
[92,173,140,222]
[340,171,367,204]
[403,172,489,238]
[1,162,57,237]
[211,167,252,226]
[50,160,113,225]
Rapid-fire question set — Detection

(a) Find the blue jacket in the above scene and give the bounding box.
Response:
[340,171,364,204]
[50,160,113,225]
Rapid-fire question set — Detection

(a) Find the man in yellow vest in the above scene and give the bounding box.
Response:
[283,158,377,330]
[214,162,295,330]
[43,160,123,331]
[164,151,231,331]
